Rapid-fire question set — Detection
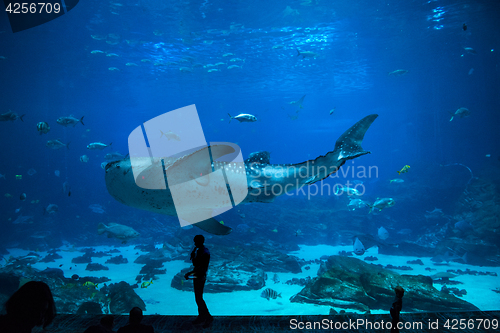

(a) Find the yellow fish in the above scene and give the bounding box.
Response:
[83,281,98,289]
[140,280,153,289]
[397,165,410,175]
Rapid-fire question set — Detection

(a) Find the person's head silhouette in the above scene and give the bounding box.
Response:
[395,286,404,298]
[129,307,143,325]
[194,235,205,248]
[4,281,56,330]
[100,315,114,330]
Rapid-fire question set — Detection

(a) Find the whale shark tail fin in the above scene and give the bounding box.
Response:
[334,114,378,160]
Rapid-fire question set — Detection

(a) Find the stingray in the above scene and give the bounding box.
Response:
[105,114,378,235]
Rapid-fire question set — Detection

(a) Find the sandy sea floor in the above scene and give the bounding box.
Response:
[4,244,500,315]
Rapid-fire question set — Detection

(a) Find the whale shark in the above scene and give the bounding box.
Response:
[105,114,378,235]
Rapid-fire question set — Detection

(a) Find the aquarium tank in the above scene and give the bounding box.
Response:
[1,0,499,324]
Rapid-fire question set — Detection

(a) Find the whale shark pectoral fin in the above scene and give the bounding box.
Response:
[334,114,378,159]
[194,218,232,235]
[165,145,235,187]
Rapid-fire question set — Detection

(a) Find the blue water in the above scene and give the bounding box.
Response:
[1,0,499,315]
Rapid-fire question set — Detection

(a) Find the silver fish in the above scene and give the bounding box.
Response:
[296,49,318,58]
[44,204,59,215]
[104,152,126,161]
[56,115,84,127]
[388,69,408,76]
[272,273,280,284]
[87,142,112,150]
[378,226,389,240]
[228,113,257,123]
[46,139,70,150]
[0,110,25,122]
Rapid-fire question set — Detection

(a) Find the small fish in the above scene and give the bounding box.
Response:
[106,53,119,57]
[36,122,50,134]
[353,237,365,255]
[272,274,280,284]
[454,220,473,232]
[0,110,25,122]
[397,229,412,235]
[378,226,389,240]
[46,139,70,150]
[388,69,408,76]
[389,178,404,183]
[179,67,192,72]
[397,165,410,175]
[347,199,369,211]
[80,155,89,163]
[104,152,126,161]
[462,23,467,31]
[229,58,244,62]
[20,193,26,201]
[90,50,105,54]
[368,198,395,213]
[449,107,470,121]
[140,280,153,288]
[160,130,181,141]
[56,116,84,127]
[126,63,138,66]
[272,44,284,49]
[334,185,362,196]
[260,288,281,300]
[296,49,318,58]
[227,65,241,69]
[208,69,219,73]
[54,170,60,177]
[44,204,58,215]
[83,281,98,288]
[108,67,120,71]
[329,108,336,115]
[463,47,477,55]
[222,53,234,57]
[228,113,257,123]
[87,142,112,150]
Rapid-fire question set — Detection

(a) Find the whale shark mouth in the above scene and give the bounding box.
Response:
[105,114,378,235]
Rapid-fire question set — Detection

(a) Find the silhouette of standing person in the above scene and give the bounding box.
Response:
[0,281,56,333]
[390,286,404,333]
[184,235,213,328]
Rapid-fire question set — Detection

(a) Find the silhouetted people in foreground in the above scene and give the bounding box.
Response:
[84,315,115,333]
[0,281,56,333]
[117,307,154,333]
[184,234,213,328]
[390,286,404,333]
